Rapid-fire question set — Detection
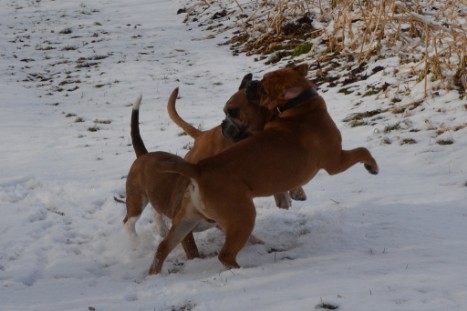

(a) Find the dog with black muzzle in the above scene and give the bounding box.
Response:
[221,117,250,142]
[221,85,272,142]
[147,63,379,274]
[124,74,307,261]
[221,79,308,204]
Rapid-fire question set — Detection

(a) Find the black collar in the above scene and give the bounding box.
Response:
[277,89,318,113]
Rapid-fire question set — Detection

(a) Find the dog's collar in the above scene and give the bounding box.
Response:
[277,88,318,113]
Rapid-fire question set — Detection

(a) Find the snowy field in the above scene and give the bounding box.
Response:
[1,0,466,310]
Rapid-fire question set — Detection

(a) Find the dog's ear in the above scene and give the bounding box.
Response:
[245,80,261,103]
[292,63,309,77]
[239,73,253,90]
[283,86,303,100]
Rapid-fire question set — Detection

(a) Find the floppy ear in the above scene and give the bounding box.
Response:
[293,63,309,77]
[239,73,253,90]
[283,86,303,100]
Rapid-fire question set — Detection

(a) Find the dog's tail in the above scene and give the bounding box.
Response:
[130,95,148,158]
[167,87,203,139]
[155,151,199,179]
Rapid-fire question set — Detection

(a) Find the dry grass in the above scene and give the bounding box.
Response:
[220,0,466,93]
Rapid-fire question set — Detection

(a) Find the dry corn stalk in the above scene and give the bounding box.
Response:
[216,0,466,90]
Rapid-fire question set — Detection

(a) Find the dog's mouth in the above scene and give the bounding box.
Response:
[221,118,251,142]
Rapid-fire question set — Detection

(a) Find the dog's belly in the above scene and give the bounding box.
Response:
[242,147,320,196]
[194,129,324,201]
[251,166,318,197]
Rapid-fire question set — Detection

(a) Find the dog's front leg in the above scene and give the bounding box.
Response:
[153,210,168,237]
[325,148,379,176]
[217,199,256,269]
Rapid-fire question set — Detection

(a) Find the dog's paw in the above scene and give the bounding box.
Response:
[248,234,264,245]
[289,187,307,201]
[148,259,162,275]
[365,163,379,175]
[274,193,291,209]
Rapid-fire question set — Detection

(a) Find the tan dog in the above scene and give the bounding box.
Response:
[147,64,379,274]
[124,74,306,260]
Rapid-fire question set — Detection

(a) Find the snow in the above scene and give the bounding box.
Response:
[1,0,466,310]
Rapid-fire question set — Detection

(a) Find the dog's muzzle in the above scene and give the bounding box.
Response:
[221,118,250,142]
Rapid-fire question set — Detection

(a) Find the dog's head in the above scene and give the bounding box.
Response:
[247,64,314,111]
[221,74,272,142]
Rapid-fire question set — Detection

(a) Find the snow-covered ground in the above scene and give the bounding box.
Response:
[1,0,466,310]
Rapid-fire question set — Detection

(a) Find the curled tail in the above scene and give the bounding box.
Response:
[155,151,199,179]
[167,87,202,139]
[131,95,148,158]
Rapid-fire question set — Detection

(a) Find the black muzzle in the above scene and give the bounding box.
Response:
[221,118,250,142]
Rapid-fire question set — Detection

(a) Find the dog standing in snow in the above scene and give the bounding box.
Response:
[146,64,378,274]
[124,74,306,260]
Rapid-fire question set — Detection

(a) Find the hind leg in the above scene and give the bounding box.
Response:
[178,193,200,259]
[274,186,307,210]
[123,187,148,242]
[273,192,291,209]
[153,209,169,237]
[326,148,379,176]
[148,203,202,275]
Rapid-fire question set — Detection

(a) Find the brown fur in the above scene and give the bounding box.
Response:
[124,74,306,260]
[147,64,379,274]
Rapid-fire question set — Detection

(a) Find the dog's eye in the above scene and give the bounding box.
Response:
[227,108,240,119]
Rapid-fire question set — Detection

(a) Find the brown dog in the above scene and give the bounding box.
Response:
[147,63,379,274]
[124,74,306,259]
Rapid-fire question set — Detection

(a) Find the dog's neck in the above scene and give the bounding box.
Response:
[277,89,318,114]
